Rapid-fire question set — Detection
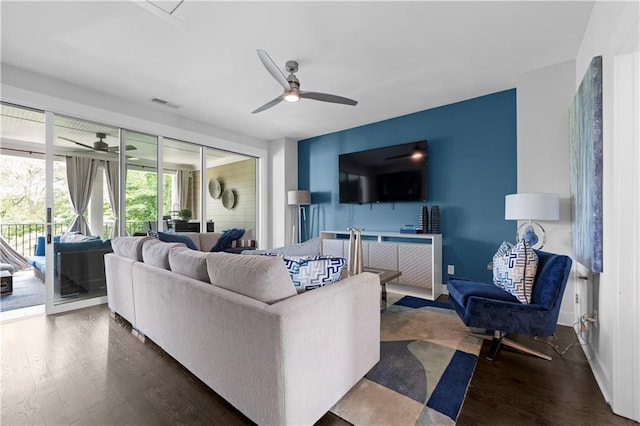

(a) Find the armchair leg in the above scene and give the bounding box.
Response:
[477,330,552,361]
[501,337,552,361]
[486,336,503,361]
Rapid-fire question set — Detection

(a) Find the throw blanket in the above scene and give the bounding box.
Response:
[211,228,245,252]
[0,235,32,271]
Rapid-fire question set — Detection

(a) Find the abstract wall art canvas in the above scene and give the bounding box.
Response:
[570,55,603,273]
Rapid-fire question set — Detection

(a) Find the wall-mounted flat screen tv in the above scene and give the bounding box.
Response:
[339,140,427,204]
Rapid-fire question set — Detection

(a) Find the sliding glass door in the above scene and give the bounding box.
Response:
[0,103,47,315]
[3,101,261,316]
[51,115,118,307]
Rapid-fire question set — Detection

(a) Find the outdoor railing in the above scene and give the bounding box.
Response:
[0,223,67,258]
[0,221,150,258]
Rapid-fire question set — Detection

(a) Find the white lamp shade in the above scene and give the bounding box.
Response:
[288,190,311,205]
[505,193,560,221]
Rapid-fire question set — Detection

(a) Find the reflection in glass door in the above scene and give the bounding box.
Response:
[163,139,202,233]
[123,131,160,236]
[205,147,257,236]
[51,116,118,306]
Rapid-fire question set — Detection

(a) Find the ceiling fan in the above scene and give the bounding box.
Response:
[59,132,137,153]
[252,49,358,114]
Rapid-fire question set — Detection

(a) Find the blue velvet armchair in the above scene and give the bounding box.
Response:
[448,250,572,361]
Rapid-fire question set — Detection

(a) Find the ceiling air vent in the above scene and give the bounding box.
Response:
[151,98,181,109]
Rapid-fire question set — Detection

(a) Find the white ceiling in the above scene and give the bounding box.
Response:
[1,1,594,143]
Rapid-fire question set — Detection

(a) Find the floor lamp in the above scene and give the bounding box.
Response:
[288,190,310,244]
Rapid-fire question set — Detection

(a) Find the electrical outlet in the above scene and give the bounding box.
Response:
[447,265,455,275]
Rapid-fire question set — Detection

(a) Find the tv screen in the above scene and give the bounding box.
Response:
[339,141,427,204]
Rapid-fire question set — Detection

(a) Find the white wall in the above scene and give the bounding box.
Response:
[268,137,298,249]
[516,59,576,326]
[574,1,640,421]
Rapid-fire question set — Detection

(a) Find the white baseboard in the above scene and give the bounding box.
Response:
[557,309,575,327]
[581,341,611,406]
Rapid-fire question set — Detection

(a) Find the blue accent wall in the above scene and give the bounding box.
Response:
[298,89,517,283]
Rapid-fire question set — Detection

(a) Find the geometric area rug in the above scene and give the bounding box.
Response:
[330,296,482,425]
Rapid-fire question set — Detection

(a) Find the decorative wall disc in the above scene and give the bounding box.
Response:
[208,178,222,199]
[222,187,236,210]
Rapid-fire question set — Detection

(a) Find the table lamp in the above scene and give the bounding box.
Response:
[505,193,560,249]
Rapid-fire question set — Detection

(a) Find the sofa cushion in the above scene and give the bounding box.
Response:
[280,255,346,293]
[158,231,198,250]
[169,247,210,283]
[201,229,255,252]
[492,240,539,304]
[35,236,46,256]
[60,231,101,243]
[206,252,296,304]
[54,239,108,253]
[198,233,221,252]
[111,236,152,261]
[248,238,321,257]
[142,239,186,270]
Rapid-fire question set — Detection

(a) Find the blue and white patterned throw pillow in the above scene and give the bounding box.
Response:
[492,241,513,291]
[281,255,346,293]
[492,240,538,304]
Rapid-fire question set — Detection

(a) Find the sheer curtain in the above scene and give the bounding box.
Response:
[65,156,99,235]
[104,160,120,238]
[175,169,191,211]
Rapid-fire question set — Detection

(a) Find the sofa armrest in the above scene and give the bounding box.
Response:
[266,272,381,425]
[105,253,137,325]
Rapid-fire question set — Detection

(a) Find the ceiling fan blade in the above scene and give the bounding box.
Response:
[252,95,284,114]
[58,136,93,150]
[385,154,410,160]
[300,91,358,106]
[257,49,290,91]
[385,145,426,161]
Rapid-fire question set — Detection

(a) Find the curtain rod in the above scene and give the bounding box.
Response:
[1,147,182,173]
[0,147,65,158]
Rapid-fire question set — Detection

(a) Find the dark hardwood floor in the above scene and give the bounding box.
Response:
[1,303,634,425]
[456,325,634,425]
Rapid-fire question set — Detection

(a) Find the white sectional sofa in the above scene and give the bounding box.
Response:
[104,236,380,425]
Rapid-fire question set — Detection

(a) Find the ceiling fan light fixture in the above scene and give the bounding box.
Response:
[284,90,300,103]
[410,145,425,160]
